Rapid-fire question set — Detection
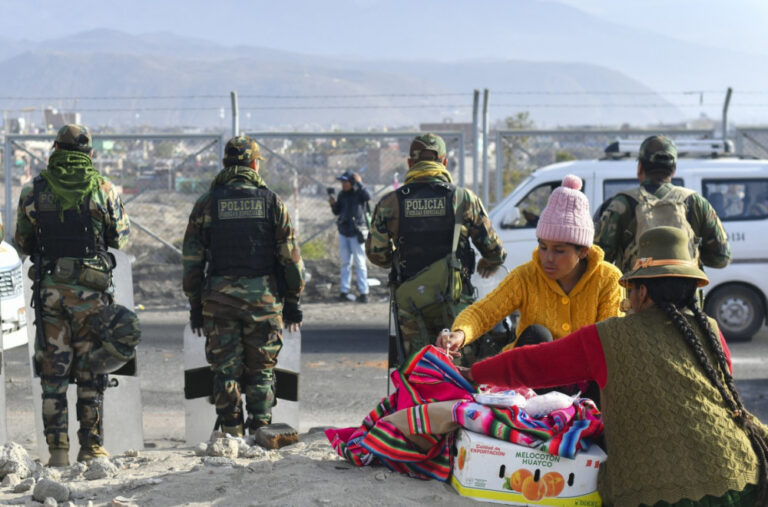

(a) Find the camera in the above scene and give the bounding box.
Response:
[326,187,336,196]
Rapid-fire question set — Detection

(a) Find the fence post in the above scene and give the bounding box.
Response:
[4,136,12,242]
[495,130,503,207]
[292,169,299,237]
[230,91,239,137]
[458,133,466,188]
[481,88,490,206]
[472,90,480,195]
[721,87,733,142]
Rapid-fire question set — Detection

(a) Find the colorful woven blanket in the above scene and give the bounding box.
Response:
[326,345,603,481]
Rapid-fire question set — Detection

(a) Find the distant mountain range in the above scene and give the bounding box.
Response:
[0,29,680,129]
[1,0,766,128]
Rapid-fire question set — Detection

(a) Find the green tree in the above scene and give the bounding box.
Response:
[497,112,535,197]
[555,150,576,162]
[153,141,177,159]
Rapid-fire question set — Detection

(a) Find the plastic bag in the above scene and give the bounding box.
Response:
[524,391,579,417]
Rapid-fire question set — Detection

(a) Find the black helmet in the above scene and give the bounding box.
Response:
[85,304,141,374]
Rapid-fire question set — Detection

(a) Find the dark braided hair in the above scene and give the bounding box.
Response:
[636,277,768,503]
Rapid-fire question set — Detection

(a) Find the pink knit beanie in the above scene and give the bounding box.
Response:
[536,174,594,247]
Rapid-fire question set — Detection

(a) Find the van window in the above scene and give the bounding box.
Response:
[501,181,586,229]
[602,178,685,202]
[702,179,768,221]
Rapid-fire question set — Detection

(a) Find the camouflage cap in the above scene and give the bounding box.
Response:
[638,135,677,166]
[410,133,446,160]
[224,135,265,165]
[54,124,92,151]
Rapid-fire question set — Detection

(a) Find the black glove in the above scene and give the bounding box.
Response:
[283,301,303,326]
[190,305,204,334]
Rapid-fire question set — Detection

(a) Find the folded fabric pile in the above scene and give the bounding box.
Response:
[326,345,603,481]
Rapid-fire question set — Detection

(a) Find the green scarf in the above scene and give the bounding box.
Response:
[41,150,102,221]
[210,165,266,189]
[404,160,453,184]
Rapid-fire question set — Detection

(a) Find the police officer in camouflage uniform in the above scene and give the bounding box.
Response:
[366,133,506,361]
[15,124,131,466]
[595,135,731,273]
[183,136,304,437]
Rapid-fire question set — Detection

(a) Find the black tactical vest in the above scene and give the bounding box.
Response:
[208,184,276,277]
[33,177,105,260]
[396,182,456,280]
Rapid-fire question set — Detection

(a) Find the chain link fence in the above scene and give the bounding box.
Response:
[1,131,465,307]
[733,127,768,159]
[489,128,717,208]
[6,126,768,306]
[2,133,225,309]
[246,131,465,301]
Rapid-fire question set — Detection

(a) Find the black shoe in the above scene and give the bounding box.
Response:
[339,293,350,301]
[357,294,368,303]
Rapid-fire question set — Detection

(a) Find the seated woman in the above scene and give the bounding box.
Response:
[438,174,623,356]
[466,226,768,506]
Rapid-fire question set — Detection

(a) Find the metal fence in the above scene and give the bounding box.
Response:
[733,127,768,159]
[490,128,722,208]
[6,125,768,306]
[1,131,465,308]
[245,131,466,248]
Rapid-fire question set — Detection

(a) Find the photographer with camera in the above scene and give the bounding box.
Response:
[329,170,371,303]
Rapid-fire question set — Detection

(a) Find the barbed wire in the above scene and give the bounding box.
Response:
[2,103,766,114]
[1,90,768,102]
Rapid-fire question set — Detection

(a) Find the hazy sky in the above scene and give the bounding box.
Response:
[2,0,767,58]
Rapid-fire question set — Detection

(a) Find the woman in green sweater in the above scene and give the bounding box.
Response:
[467,226,768,506]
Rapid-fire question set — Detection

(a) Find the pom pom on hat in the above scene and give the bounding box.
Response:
[562,174,583,191]
[535,174,594,247]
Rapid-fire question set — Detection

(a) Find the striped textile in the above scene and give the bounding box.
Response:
[325,345,603,481]
[453,399,603,459]
[326,345,474,480]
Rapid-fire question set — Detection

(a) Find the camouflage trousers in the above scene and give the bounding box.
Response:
[203,302,283,428]
[396,298,479,366]
[37,281,110,448]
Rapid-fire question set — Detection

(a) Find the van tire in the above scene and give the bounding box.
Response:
[704,285,764,342]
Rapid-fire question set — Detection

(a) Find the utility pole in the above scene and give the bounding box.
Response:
[230,91,239,137]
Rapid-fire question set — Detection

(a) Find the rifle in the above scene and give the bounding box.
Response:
[31,254,46,376]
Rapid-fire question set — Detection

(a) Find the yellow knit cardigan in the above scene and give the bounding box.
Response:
[453,244,623,350]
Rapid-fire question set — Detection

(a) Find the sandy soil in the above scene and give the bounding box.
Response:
[0,431,469,507]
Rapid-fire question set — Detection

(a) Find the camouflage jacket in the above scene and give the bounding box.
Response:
[594,179,731,272]
[182,167,304,313]
[15,177,131,268]
[366,167,506,280]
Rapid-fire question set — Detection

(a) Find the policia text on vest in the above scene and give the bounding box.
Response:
[403,197,447,218]
[217,197,266,220]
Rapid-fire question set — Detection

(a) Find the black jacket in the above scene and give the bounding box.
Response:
[331,184,371,237]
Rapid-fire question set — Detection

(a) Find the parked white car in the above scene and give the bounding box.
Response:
[489,140,768,341]
[0,240,27,349]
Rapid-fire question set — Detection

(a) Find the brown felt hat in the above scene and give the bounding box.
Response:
[620,226,708,288]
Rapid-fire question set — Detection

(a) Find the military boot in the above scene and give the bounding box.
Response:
[46,433,70,467]
[246,414,270,436]
[77,444,110,463]
[221,424,244,437]
[76,390,109,463]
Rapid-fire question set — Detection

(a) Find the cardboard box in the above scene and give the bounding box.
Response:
[451,429,605,506]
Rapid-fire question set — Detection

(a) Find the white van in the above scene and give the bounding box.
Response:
[0,240,27,349]
[489,140,768,341]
